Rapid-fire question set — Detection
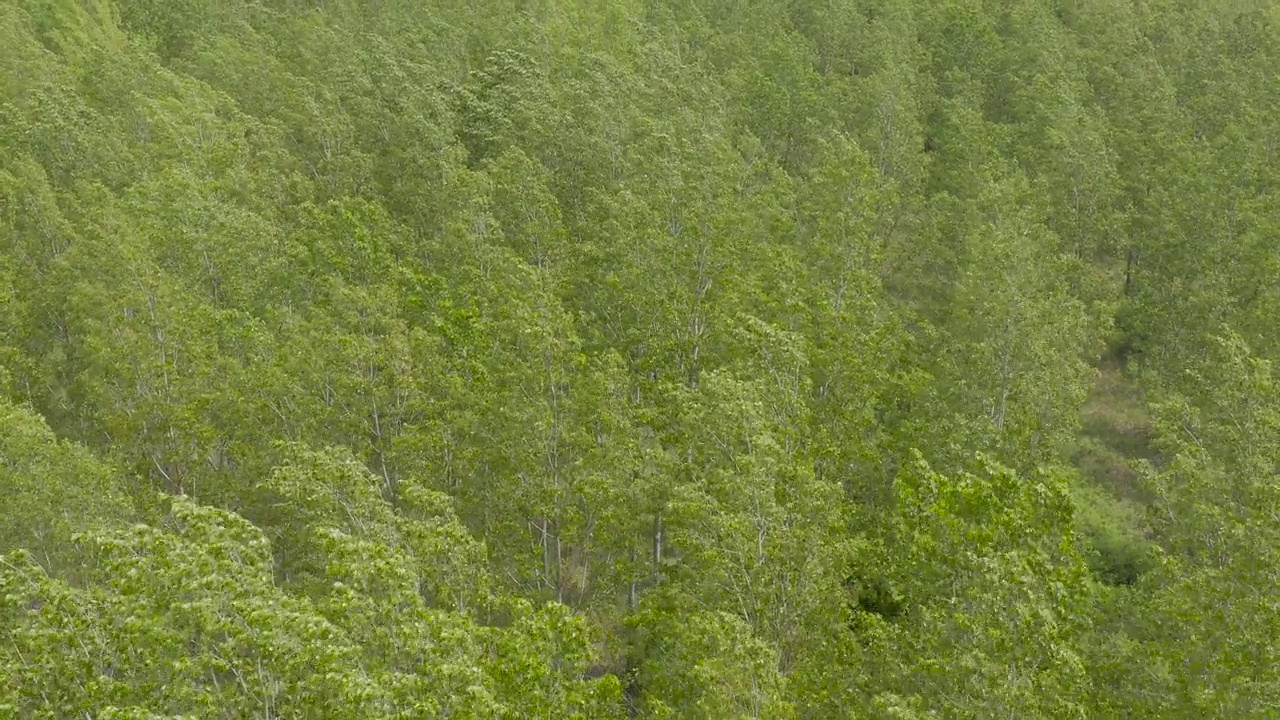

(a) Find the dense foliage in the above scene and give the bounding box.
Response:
[2,0,1279,716]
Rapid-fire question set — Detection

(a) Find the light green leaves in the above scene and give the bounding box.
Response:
[855,454,1093,718]
[0,398,131,575]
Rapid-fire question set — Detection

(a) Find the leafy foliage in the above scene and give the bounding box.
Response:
[3,0,1279,715]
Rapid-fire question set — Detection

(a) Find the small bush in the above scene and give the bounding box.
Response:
[1071,484,1156,586]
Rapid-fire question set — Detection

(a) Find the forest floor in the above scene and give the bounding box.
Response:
[1067,355,1161,583]
[1071,356,1159,503]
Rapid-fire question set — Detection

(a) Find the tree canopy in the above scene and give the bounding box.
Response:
[3,0,1280,716]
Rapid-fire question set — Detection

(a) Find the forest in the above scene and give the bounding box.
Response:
[2,0,1279,716]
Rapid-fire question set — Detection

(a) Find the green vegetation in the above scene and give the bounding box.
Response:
[2,0,1279,716]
